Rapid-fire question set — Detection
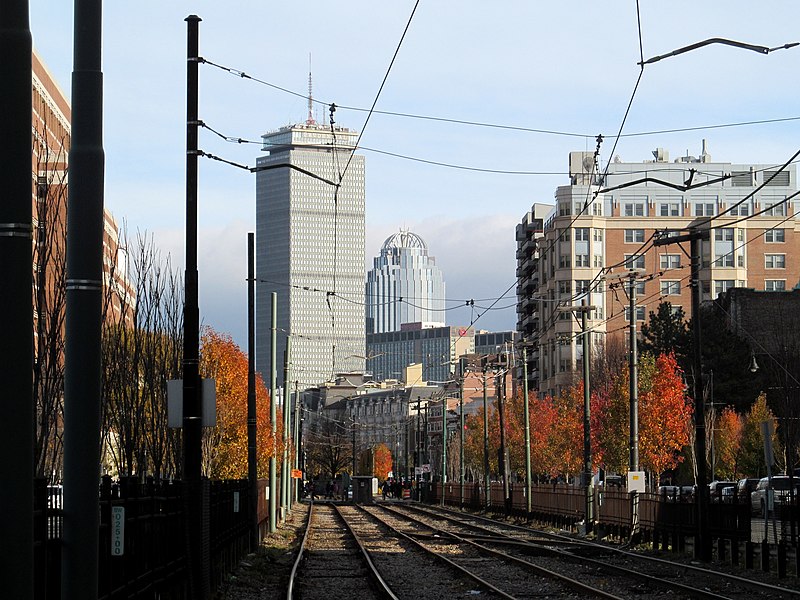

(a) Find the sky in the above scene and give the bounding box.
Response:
[29,1,800,349]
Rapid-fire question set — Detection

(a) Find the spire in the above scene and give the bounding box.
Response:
[306,52,316,125]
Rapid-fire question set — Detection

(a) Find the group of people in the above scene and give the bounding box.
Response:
[381,478,405,500]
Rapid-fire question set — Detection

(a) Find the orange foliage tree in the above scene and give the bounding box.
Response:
[373,443,393,480]
[200,328,279,479]
[638,353,692,485]
[715,406,744,479]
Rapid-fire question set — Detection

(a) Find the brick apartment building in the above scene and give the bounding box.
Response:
[517,144,799,396]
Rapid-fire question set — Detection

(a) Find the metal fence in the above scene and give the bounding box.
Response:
[33,476,266,600]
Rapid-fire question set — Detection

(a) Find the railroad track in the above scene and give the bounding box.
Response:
[392,502,800,600]
[286,501,396,600]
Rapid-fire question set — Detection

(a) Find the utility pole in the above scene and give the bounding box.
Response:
[627,273,639,472]
[522,346,532,518]
[497,367,511,515]
[0,3,33,598]
[269,292,277,533]
[281,338,291,521]
[654,228,711,561]
[459,360,465,509]
[178,17,209,597]
[559,301,595,534]
[482,368,490,512]
[440,394,447,507]
[293,382,300,503]
[247,233,257,549]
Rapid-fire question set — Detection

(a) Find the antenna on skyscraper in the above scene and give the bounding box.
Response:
[306,52,316,125]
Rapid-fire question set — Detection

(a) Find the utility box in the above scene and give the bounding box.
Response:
[352,476,376,503]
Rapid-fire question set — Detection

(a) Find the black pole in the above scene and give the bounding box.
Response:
[629,275,639,471]
[497,371,511,515]
[0,3,33,598]
[691,231,710,561]
[247,232,257,549]
[582,303,593,533]
[62,2,105,598]
[482,370,490,512]
[182,14,209,598]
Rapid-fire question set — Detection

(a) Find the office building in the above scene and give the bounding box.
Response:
[366,322,474,384]
[518,144,800,396]
[366,229,445,333]
[256,121,366,390]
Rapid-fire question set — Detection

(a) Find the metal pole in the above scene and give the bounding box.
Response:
[293,382,300,503]
[459,371,465,509]
[179,15,209,598]
[441,396,447,506]
[582,301,593,533]
[269,292,277,533]
[483,370,490,512]
[497,371,511,515]
[629,275,639,471]
[522,347,532,518]
[62,2,105,597]
[247,233,257,548]
[691,232,710,561]
[0,3,33,597]
[281,337,291,520]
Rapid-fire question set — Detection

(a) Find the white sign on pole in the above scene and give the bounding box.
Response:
[167,378,217,427]
[111,506,125,556]
[627,471,646,493]
[233,491,240,513]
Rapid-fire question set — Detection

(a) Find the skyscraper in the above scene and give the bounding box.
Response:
[366,229,445,333]
[256,121,366,390]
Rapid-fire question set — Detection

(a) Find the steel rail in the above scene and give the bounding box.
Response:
[353,504,517,600]
[371,504,625,600]
[408,503,800,599]
[285,500,314,600]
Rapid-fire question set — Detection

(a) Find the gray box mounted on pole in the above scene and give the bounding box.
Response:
[168,379,217,427]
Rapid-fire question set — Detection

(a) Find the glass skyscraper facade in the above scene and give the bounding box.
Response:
[366,230,445,334]
[256,123,366,390]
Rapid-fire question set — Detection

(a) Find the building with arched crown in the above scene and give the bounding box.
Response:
[366,229,445,334]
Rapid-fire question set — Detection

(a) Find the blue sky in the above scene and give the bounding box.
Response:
[29,2,800,347]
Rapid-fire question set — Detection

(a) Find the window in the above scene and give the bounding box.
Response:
[669,305,683,316]
[630,281,645,295]
[660,254,681,269]
[714,280,735,296]
[694,203,715,216]
[625,229,645,243]
[624,202,645,217]
[765,229,785,243]
[559,255,571,268]
[765,254,786,269]
[624,254,645,270]
[561,228,571,241]
[558,280,572,295]
[575,254,589,267]
[593,254,603,267]
[763,202,787,217]
[575,280,590,294]
[729,203,750,216]
[714,228,734,241]
[592,202,603,216]
[659,202,680,216]
[660,281,681,295]
[593,228,603,241]
[559,202,571,216]
[766,280,786,292]
[624,306,646,322]
[715,252,734,267]
[574,227,590,241]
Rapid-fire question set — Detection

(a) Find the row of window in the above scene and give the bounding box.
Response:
[620,201,789,217]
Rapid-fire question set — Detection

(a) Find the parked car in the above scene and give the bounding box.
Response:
[720,486,736,503]
[679,485,696,502]
[708,480,736,503]
[603,474,624,488]
[657,485,680,502]
[736,478,760,502]
[750,476,800,516]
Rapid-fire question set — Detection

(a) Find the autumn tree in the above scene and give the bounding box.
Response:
[200,328,276,479]
[714,406,744,480]
[739,393,780,477]
[592,367,630,475]
[373,443,393,480]
[638,353,692,487]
